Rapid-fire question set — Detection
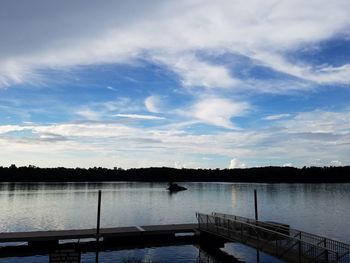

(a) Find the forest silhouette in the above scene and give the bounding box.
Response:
[0,165,349,183]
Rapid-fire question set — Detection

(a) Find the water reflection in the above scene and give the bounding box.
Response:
[231,185,237,209]
[0,182,349,244]
[0,244,241,263]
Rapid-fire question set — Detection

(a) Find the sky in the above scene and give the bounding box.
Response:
[1,0,350,169]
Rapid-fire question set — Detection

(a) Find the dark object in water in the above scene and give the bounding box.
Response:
[167,183,187,192]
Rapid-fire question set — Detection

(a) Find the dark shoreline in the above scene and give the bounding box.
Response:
[1,166,350,183]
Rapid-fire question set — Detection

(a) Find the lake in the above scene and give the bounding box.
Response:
[0,182,349,262]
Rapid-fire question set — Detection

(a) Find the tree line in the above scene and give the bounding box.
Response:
[0,165,349,183]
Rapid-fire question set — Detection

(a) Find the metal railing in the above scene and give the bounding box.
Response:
[196,213,349,263]
[213,212,350,262]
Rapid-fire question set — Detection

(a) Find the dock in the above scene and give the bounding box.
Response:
[1,213,349,262]
[0,224,197,244]
[0,224,197,258]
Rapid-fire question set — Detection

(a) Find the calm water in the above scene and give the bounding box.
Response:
[0,182,349,262]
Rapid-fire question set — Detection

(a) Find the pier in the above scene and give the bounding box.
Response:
[1,213,349,262]
[0,224,197,258]
[197,212,350,263]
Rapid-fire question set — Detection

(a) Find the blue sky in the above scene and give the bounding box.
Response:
[1,0,350,168]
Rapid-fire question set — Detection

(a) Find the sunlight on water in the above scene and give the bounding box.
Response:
[0,182,349,262]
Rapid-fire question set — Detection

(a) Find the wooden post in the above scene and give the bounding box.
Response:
[254,189,260,263]
[254,189,258,221]
[95,190,102,263]
[96,190,102,239]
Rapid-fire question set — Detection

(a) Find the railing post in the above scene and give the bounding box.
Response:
[254,189,259,221]
[298,240,302,263]
[216,216,219,233]
[240,222,243,241]
[324,238,329,263]
[95,190,102,263]
[275,238,278,256]
[256,228,260,262]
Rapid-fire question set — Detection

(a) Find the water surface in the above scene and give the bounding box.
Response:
[0,182,349,262]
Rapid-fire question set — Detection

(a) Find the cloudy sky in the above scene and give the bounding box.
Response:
[1,0,350,168]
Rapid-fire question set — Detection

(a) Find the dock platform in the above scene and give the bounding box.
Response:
[1,213,349,262]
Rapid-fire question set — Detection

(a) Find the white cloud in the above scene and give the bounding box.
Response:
[0,107,349,168]
[145,95,162,113]
[0,125,30,134]
[188,97,249,129]
[1,0,350,168]
[176,57,237,89]
[101,98,140,112]
[229,158,246,169]
[114,114,165,120]
[330,160,342,166]
[1,0,350,89]
[251,52,350,85]
[0,122,245,168]
[280,110,350,133]
[72,98,142,120]
[264,114,291,121]
[155,54,237,89]
[75,108,101,120]
[106,86,117,91]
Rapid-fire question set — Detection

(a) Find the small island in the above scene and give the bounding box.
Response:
[167,182,187,192]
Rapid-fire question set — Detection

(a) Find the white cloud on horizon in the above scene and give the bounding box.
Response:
[330,160,342,166]
[0,107,349,168]
[228,158,246,169]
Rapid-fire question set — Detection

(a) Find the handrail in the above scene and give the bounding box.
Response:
[213,212,350,253]
[198,213,336,262]
[197,212,349,263]
[200,213,339,253]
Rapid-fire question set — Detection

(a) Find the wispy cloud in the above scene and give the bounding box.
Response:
[280,110,350,133]
[114,114,165,120]
[264,114,291,121]
[106,86,118,91]
[0,107,349,168]
[251,52,350,85]
[1,1,350,168]
[1,0,350,90]
[75,108,101,120]
[154,54,238,89]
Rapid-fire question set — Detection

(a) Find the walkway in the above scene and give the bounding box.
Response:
[196,212,350,263]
